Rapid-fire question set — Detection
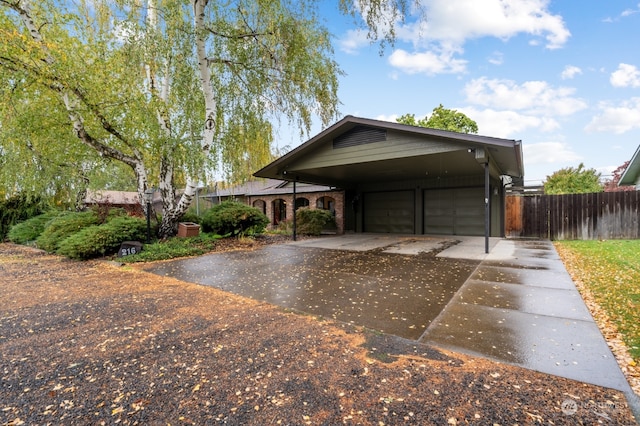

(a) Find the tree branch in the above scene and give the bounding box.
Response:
[205,27,273,40]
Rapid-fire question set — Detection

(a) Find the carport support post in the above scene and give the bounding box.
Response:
[484,161,490,254]
[292,179,297,241]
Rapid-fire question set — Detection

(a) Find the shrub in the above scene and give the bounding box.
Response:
[57,216,147,260]
[296,208,336,236]
[120,233,222,263]
[7,211,64,244]
[200,201,269,236]
[179,211,201,224]
[0,194,47,240]
[36,211,101,252]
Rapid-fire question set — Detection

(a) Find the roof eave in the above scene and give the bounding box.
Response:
[619,145,640,185]
[254,115,525,181]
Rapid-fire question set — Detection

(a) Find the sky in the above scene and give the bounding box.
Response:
[276,0,640,186]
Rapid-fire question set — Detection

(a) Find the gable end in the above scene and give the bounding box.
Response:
[333,126,387,149]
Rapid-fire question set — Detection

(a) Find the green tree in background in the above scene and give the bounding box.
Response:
[543,163,603,195]
[396,104,479,134]
[0,0,416,237]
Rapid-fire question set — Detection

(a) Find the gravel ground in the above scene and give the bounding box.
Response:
[0,242,638,425]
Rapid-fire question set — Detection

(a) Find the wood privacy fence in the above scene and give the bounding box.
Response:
[505,191,640,240]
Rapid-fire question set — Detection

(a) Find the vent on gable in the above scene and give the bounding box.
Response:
[333,126,387,149]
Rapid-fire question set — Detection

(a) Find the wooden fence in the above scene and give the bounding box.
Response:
[505,191,640,240]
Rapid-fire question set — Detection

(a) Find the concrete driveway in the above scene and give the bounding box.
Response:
[143,234,638,412]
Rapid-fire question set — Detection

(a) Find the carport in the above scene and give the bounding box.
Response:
[255,116,524,252]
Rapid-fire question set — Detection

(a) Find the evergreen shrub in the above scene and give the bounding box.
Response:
[200,201,268,236]
[57,216,147,260]
[36,211,101,252]
[7,211,64,244]
[295,208,335,236]
[0,195,47,240]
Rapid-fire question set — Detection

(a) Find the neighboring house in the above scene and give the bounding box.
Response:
[619,145,640,189]
[85,190,141,214]
[255,115,524,238]
[85,190,161,214]
[203,179,344,233]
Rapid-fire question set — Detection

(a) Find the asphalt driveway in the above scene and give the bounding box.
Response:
[144,237,479,340]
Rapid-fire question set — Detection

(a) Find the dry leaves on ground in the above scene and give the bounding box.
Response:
[0,243,637,425]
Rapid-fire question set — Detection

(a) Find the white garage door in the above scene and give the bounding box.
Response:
[424,188,485,235]
[363,191,414,234]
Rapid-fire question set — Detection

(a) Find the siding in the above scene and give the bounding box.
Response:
[291,130,465,170]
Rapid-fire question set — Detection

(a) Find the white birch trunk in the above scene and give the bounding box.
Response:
[157,0,217,238]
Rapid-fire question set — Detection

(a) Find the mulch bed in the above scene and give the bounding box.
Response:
[1,241,637,425]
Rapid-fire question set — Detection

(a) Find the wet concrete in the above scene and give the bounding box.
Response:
[142,234,639,416]
[144,244,479,340]
[421,239,634,397]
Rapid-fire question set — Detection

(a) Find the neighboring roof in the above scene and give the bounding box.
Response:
[202,179,339,198]
[254,115,524,187]
[86,190,139,205]
[619,145,640,186]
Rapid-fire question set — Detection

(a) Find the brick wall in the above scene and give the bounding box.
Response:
[247,190,345,234]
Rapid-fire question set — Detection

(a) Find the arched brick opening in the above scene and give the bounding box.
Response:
[272,198,287,225]
[316,196,336,213]
[295,197,309,209]
[253,199,266,214]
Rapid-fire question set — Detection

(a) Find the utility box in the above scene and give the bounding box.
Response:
[177,222,200,238]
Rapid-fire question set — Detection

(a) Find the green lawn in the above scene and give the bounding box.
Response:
[555,240,640,362]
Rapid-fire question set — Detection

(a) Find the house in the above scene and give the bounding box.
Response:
[203,179,344,233]
[619,145,640,189]
[255,116,524,240]
[85,190,161,214]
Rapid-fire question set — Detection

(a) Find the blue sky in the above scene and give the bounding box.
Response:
[276,0,640,185]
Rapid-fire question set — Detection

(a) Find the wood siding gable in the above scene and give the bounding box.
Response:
[290,129,465,171]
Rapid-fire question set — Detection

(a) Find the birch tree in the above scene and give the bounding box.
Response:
[0,0,413,237]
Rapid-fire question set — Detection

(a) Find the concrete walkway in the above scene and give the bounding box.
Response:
[290,234,639,414]
[429,239,629,390]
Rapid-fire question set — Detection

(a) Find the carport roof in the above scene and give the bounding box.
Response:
[619,144,640,186]
[255,115,524,188]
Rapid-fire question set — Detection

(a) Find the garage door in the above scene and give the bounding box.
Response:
[363,190,414,233]
[424,188,484,235]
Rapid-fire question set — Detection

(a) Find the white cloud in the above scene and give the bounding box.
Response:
[414,0,570,50]
[487,51,504,66]
[610,63,640,88]
[604,4,640,22]
[341,0,571,77]
[339,29,370,54]
[376,114,399,123]
[458,107,559,138]
[586,98,640,134]
[388,49,467,74]
[523,142,581,165]
[621,3,640,17]
[463,77,587,116]
[561,65,582,80]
